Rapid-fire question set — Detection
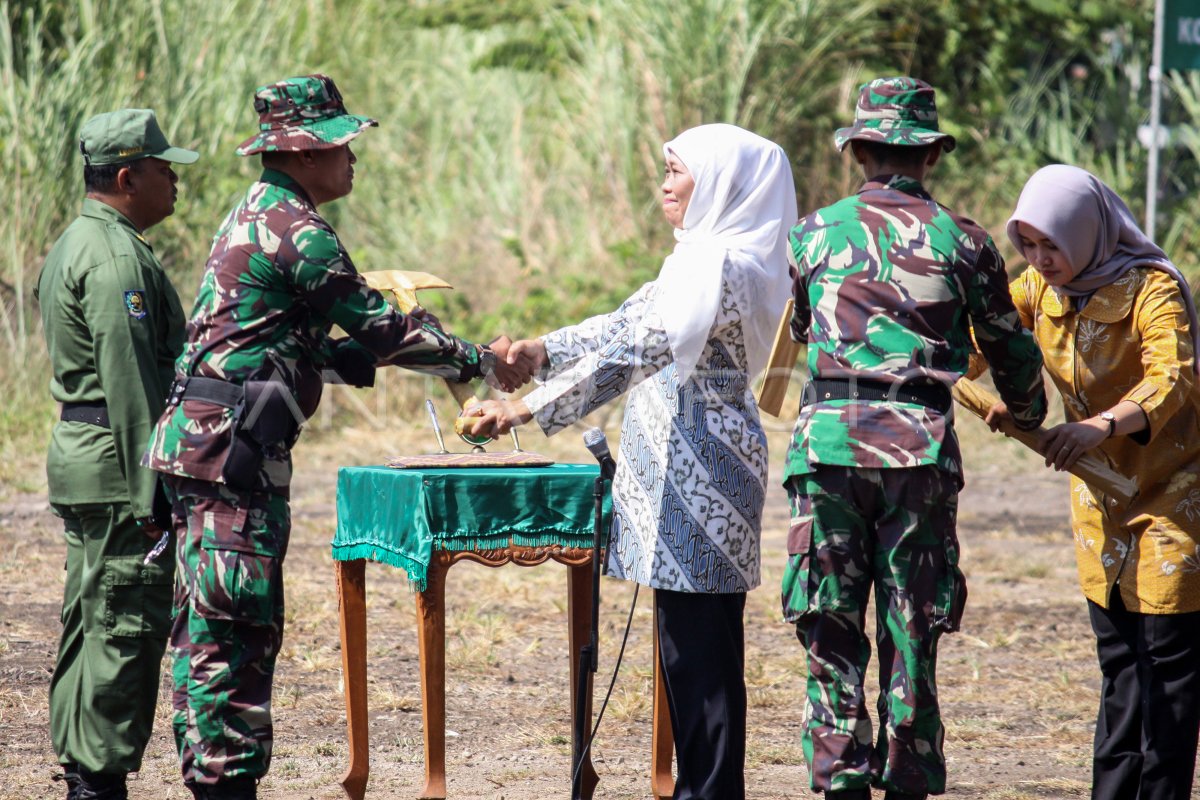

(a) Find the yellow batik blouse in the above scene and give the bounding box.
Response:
[1010,265,1200,614]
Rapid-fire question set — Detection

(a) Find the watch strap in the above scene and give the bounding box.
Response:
[1100,411,1116,438]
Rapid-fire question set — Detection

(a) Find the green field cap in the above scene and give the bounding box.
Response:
[235,74,377,156]
[834,76,956,153]
[79,109,199,166]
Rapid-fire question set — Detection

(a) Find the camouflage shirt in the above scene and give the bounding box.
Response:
[785,175,1046,483]
[144,169,480,492]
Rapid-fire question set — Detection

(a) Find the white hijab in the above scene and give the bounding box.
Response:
[655,123,797,382]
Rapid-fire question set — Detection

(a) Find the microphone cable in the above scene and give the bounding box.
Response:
[570,581,640,790]
[571,425,641,793]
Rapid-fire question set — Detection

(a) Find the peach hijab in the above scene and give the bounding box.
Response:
[1006,164,1199,373]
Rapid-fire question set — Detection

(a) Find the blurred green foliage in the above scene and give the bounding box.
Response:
[4,0,1198,459]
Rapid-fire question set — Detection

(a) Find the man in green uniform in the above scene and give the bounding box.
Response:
[36,109,198,800]
[781,78,1047,799]
[144,75,529,799]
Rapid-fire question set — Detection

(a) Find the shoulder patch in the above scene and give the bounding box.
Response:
[124,289,148,319]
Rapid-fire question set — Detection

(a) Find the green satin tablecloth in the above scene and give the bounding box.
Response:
[332,464,611,590]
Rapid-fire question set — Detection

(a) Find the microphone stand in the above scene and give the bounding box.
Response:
[571,470,607,800]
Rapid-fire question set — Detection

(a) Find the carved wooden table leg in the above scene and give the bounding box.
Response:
[651,598,675,800]
[337,559,369,800]
[566,562,600,799]
[416,551,451,799]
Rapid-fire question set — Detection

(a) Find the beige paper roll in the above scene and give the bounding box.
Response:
[952,377,1138,506]
[755,298,803,417]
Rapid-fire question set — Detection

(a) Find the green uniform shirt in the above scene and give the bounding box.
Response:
[784,176,1046,484]
[36,198,185,517]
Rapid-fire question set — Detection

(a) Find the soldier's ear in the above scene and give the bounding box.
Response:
[848,140,867,166]
[849,141,879,175]
[296,149,320,170]
[925,143,943,169]
[114,162,141,195]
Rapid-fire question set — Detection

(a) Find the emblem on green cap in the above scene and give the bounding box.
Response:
[79,109,199,166]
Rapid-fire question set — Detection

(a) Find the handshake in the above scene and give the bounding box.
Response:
[459,335,545,439]
[482,335,547,393]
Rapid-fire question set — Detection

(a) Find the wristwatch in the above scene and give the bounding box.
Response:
[477,346,497,377]
[1099,410,1117,438]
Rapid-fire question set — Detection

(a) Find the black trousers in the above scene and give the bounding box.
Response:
[1088,592,1200,800]
[655,589,747,800]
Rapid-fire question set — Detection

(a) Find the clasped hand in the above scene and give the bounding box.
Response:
[462,398,533,438]
[985,401,1107,471]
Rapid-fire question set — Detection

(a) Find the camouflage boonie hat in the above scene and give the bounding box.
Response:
[235,74,377,156]
[834,76,956,153]
[79,108,199,166]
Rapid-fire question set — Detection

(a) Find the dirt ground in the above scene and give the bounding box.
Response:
[2,408,1197,800]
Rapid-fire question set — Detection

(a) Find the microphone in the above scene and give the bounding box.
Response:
[582,427,616,480]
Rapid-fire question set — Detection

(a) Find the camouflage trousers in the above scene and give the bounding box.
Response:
[165,476,290,786]
[781,465,966,795]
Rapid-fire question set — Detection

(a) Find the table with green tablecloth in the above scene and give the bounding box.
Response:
[330,464,675,800]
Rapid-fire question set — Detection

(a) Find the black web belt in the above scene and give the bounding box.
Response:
[61,376,248,430]
[170,375,244,408]
[803,377,953,414]
[60,402,110,428]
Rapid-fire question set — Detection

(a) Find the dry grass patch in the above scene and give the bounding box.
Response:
[6,410,1194,797]
[366,682,421,714]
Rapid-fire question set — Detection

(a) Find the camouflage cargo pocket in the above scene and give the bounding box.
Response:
[931,543,967,632]
[930,491,966,632]
[104,555,173,637]
[781,483,817,624]
[193,502,282,626]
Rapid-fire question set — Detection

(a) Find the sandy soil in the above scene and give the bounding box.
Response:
[1,409,1196,799]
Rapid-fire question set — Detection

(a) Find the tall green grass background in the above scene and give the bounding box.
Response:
[2,0,1197,487]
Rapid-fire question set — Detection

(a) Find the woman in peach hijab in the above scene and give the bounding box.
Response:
[989,164,1200,800]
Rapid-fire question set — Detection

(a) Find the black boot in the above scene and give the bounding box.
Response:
[826,790,872,800]
[214,776,258,800]
[884,793,927,800]
[187,776,258,800]
[75,770,127,800]
[52,764,81,800]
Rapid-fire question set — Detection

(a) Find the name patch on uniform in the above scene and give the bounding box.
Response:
[124,290,147,319]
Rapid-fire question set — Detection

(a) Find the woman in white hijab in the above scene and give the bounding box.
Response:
[470,123,796,798]
[988,164,1200,800]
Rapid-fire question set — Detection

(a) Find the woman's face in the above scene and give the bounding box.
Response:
[1015,221,1075,286]
[661,152,694,229]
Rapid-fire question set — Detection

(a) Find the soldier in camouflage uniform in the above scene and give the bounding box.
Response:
[143,75,528,800]
[780,77,1048,800]
[37,109,197,800]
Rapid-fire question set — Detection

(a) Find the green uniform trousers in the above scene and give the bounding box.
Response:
[49,501,174,774]
[782,465,965,795]
[167,478,289,786]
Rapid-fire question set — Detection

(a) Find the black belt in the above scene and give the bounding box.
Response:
[62,376,251,428]
[803,377,952,414]
[170,376,244,408]
[61,402,110,428]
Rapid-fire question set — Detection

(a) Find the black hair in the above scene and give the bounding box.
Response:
[261,150,293,169]
[853,140,940,170]
[83,159,141,194]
